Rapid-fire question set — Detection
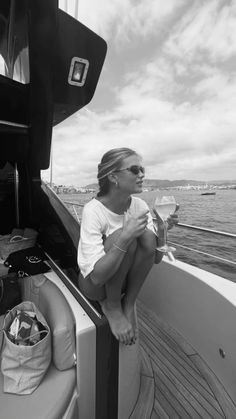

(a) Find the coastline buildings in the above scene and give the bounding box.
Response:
[46,181,236,194]
[47,183,96,194]
[170,183,236,191]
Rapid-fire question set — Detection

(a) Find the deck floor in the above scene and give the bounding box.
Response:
[134,301,236,419]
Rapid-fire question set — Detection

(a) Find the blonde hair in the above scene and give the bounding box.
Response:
[97,148,139,196]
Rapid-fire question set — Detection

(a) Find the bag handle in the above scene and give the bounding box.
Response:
[9,235,27,243]
[5,309,48,345]
[9,329,48,345]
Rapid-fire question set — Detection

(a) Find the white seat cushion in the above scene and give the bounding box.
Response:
[0,363,76,419]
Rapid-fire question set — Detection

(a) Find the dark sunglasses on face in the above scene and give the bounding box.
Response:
[116,165,145,175]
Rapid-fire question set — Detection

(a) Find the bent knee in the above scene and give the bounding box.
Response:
[138,230,156,257]
[103,229,122,252]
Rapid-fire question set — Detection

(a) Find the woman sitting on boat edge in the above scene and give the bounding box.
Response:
[78,147,178,345]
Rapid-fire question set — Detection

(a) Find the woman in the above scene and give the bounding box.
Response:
[78,148,178,345]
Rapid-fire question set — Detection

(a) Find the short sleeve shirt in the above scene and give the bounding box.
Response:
[78,196,155,278]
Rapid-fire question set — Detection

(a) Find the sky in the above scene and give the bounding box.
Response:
[43,0,236,186]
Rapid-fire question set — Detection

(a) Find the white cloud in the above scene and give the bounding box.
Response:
[45,0,236,186]
[165,0,236,62]
[114,0,187,45]
[61,0,187,45]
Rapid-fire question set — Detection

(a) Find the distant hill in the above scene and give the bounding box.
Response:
[209,180,236,185]
[142,179,206,188]
[85,183,99,189]
[85,179,206,189]
[84,179,236,189]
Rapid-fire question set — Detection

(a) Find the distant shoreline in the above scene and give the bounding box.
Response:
[46,180,236,195]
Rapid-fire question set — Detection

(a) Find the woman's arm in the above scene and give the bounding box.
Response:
[90,210,149,286]
[90,229,133,286]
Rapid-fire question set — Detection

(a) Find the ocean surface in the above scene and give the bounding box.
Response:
[60,189,236,282]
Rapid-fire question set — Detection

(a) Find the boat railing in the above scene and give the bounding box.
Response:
[174,222,236,239]
[157,220,236,267]
[63,200,84,223]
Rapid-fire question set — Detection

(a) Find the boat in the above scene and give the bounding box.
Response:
[201,192,216,196]
[0,2,236,418]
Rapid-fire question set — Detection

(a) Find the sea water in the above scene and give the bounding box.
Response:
[142,188,236,282]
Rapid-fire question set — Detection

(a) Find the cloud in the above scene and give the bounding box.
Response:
[165,0,236,62]
[61,0,188,45]
[46,0,236,186]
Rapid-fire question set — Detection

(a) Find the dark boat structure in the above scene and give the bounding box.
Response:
[201,192,216,196]
[1,2,236,418]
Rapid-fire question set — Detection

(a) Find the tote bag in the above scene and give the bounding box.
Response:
[1,301,51,395]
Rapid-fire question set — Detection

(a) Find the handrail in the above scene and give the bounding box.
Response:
[176,222,236,239]
[152,218,236,239]
[169,241,236,266]
[154,218,236,266]
[64,200,84,207]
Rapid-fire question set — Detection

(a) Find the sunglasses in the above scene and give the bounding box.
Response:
[116,165,145,175]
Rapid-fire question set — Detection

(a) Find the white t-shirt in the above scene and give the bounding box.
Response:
[78,196,155,278]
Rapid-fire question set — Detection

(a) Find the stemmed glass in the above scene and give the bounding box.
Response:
[153,193,176,253]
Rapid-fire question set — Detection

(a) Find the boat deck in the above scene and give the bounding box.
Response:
[131,301,236,419]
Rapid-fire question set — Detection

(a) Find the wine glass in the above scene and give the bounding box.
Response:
[153,193,176,253]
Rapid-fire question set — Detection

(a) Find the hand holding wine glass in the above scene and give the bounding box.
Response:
[153,192,177,253]
[123,208,149,239]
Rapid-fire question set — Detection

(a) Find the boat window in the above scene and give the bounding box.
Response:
[0,0,29,84]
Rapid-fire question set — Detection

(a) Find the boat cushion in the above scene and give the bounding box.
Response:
[20,274,76,371]
[0,362,76,419]
[0,273,77,418]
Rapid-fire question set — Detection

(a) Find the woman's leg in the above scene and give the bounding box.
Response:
[122,230,156,334]
[101,230,137,345]
[78,229,138,344]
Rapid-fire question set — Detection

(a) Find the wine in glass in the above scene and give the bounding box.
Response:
[153,193,176,253]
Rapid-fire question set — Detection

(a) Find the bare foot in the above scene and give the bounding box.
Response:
[123,301,139,341]
[101,299,135,345]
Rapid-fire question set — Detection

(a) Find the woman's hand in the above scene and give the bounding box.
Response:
[122,209,149,239]
[167,203,179,230]
[154,204,179,232]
